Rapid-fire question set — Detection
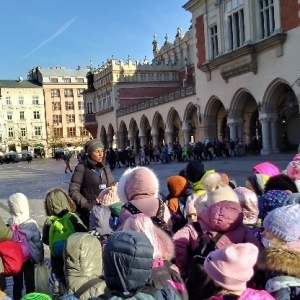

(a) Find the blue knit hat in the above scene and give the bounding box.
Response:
[258,189,290,220]
[263,204,300,242]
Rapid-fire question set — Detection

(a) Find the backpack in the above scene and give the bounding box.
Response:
[185,222,223,300]
[0,240,24,276]
[49,212,75,257]
[123,200,172,236]
[11,223,31,262]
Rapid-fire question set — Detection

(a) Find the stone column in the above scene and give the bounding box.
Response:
[260,117,272,155]
[236,122,244,140]
[270,117,279,153]
[183,130,190,146]
[139,135,146,147]
[227,121,237,141]
[152,134,159,146]
[129,137,134,148]
[165,132,172,145]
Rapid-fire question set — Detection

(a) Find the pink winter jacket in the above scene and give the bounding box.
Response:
[173,201,262,278]
[210,288,275,299]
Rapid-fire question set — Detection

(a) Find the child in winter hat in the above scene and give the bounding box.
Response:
[245,174,269,196]
[204,243,273,299]
[234,187,259,227]
[264,174,298,194]
[286,160,300,192]
[253,162,280,177]
[184,194,197,222]
[117,166,171,231]
[7,193,44,300]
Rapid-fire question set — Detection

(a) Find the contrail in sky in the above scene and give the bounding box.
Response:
[22,17,76,60]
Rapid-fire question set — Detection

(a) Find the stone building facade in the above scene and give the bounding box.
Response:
[84,0,300,154]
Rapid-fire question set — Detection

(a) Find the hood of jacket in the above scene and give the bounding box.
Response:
[257,246,300,278]
[167,176,188,198]
[193,170,215,196]
[210,288,274,300]
[103,231,154,293]
[7,193,30,224]
[44,187,76,216]
[155,225,175,261]
[199,200,243,232]
[64,232,108,298]
[89,204,114,236]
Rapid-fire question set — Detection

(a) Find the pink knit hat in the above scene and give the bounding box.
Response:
[98,184,120,206]
[286,160,300,181]
[234,187,258,225]
[123,213,175,260]
[252,162,280,177]
[204,243,259,291]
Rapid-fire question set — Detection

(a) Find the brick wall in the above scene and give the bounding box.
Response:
[195,15,206,68]
[280,0,300,31]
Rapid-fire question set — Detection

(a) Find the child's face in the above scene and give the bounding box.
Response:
[187,213,197,222]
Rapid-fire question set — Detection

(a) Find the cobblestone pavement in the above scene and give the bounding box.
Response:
[0,153,295,297]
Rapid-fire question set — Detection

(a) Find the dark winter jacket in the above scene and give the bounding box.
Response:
[69,157,114,226]
[102,231,180,300]
[42,187,87,277]
[257,245,300,299]
[0,217,11,241]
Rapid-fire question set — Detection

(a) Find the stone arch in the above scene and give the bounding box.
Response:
[152,112,165,146]
[203,96,226,141]
[107,124,115,148]
[129,118,140,150]
[140,115,151,146]
[230,89,259,146]
[262,78,299,151]
[166,107,183,145]
[100,126,107,148]
[118,121,129,150]
[183,102,200,144]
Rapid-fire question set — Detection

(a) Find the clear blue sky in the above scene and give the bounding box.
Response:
[0,1,191,79]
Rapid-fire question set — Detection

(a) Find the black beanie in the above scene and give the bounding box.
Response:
[185,160,205,183]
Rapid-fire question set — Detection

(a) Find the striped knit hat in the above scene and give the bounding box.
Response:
[21,293,52,300]
[85,139,104,156]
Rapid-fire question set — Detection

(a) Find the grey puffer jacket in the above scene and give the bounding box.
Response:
[64,232,111,300]
[100,231,180,300]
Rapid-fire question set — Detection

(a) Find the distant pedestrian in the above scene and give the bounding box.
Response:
[27,154,32,164]
[63,152,72,173]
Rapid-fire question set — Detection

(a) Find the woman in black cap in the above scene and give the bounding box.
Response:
[69,139,115,226]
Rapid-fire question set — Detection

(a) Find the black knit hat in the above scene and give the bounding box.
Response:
[185,160,205,183]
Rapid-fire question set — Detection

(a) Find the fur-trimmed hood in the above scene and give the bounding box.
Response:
[257,247,300,278]
[44,187,76,216]
[155,223,175,261]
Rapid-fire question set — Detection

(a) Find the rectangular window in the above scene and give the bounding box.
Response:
[77,89,84,96]
[19,111,25,120]
[79,127,89,136]
[63,78,71,83]
[33,111,40,119]
[32,96,39,105]
[78,101,84,110]
[210,25,219,59]
[34,126,42,136]
[67,127,76,137]
[18,96,24,105]
[52,115,62,124]
[51,89,60,97]
[21,128,26,137]
[8,127,14,137]
[87,103,93,114]
[51,78,58,83]
[65,101,74,110]
[66,114,75,123]
[7,112,13,120]
[54,128,63,137]
[6,97,11,105]
[259,0,275,39]
[226,0,245,51]
[64,89,73,97]
[52,102,61,111]
[76,78,84,83]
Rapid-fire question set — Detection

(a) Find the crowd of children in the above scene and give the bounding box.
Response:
[2,153,300,299]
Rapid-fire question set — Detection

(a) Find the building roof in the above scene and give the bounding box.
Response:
[0,80,42,88]
[37,68,89,77]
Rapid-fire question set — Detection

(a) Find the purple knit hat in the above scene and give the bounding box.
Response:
[263,204,300,243]
[204,243,259,291]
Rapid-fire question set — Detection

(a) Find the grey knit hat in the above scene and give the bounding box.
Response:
[85,139,104,156]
